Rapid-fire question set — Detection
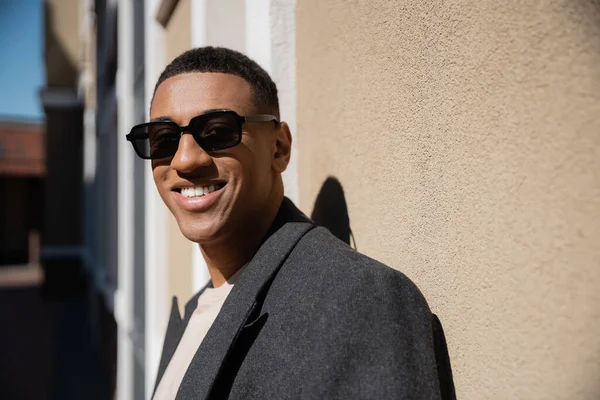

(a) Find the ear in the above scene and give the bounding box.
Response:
[272,121,292,173]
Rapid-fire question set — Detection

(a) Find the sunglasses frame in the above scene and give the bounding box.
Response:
[126,109,279,160]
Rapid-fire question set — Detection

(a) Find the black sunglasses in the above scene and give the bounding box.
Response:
[126,110,279,160]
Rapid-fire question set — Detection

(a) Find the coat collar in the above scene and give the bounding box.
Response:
[155,198,314,399]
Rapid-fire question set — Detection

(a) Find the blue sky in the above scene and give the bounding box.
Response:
[0,0,44,120]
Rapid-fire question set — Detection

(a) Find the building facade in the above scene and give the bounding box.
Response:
[0,1,46,267]
[0,119,44,266]
[40,0,86,296]
[77,1,600,399]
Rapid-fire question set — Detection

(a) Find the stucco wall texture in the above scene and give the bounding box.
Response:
[296,1,600,398]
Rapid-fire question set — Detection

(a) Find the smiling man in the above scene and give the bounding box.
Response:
[127,47,455,400]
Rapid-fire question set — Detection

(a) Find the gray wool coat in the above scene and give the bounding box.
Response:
[154,198,455,400]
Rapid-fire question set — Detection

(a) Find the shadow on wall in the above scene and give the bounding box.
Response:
[310,176,353,247]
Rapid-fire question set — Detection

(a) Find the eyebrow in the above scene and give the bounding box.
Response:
[150,109,232,123]
[150,116,173,122]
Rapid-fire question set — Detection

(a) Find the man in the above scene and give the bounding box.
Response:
[127,47,455,400]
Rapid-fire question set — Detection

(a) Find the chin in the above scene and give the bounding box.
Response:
[177,218,227,244]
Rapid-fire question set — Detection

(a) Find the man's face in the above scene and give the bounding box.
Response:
[150,72,280,244]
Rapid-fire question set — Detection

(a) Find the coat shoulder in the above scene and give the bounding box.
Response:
[286,226,432,316]
[255,226,443,399]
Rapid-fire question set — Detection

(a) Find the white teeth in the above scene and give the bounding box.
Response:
[180,184,222,198]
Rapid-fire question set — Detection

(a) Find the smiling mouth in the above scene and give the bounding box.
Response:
[175,182,227,198]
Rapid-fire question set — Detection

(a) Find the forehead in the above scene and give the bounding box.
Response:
[150,72,254,123]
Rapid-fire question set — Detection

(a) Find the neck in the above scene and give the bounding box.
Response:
[200,193,284,287]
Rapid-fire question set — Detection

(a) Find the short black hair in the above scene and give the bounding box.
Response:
[154,46,280,118]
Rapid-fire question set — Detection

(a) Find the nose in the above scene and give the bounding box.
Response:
[170,133,212,173]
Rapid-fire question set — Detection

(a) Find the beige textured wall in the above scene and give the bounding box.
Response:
[296,1,600,398]
[164,0,193,310]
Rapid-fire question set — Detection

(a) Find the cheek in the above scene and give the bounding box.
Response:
[152,166,170,192]
[248,136,275,169]
[229,141,272,181]
[246,147,273,187]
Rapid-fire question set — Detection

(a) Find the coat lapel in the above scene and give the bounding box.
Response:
[153,296,184,395]
[176,203,314,399]
[153,284,211,397]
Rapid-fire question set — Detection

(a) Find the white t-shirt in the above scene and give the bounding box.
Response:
[153,272,241,400]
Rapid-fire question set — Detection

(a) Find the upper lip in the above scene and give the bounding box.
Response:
[171,181,227,191]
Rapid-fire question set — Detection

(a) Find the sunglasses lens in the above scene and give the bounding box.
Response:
[190,112,241,151]
[146,124,180,159]
[129,123,179,159]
